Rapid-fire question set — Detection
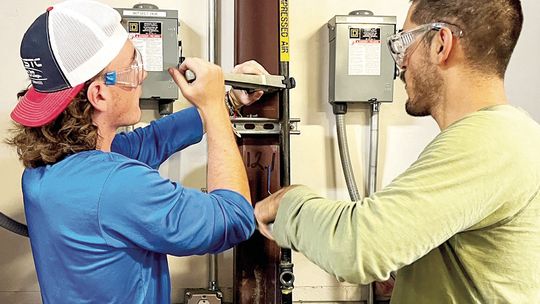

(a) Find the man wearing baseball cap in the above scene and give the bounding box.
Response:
[7,0,261,303]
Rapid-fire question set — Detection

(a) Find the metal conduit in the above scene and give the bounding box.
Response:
[335,113,362,202]
[335,101,381,304]
[208,0,220,292]
[0,212,28,237]
[368,102,380,196]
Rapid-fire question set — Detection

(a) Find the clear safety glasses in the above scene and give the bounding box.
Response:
[103,49,145,88]
[387,22,464,68]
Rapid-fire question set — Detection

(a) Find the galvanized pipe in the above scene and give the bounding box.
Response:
[368,102,380,196]
[207,0,220,292]
[366,101,381,304]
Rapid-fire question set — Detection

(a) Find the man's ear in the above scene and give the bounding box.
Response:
[87,81,111,112]
[433,27,455,65]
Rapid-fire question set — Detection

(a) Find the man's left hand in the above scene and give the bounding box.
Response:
[229,60,270,107]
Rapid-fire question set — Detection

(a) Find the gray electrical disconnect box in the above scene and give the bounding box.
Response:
[116,6,179,101]
[328,12,396,103]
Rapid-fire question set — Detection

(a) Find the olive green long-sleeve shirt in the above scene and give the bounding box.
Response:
[273,105,540,303]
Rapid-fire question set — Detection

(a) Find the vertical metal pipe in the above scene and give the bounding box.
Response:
[279,60,294,304]
[208,0,216,64]
[208,254,218,291]
[208,0,220,292]
[233,0,282,302]
[279,1,294,302]
[279,64,291,187]
[366,101,381,304]
[208,0,220,64]
[368,102,380,196]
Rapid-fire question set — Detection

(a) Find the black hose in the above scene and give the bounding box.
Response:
[0,212,29,237]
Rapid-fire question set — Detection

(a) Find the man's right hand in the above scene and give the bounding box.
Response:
[254,185,298,240]
[168,58,225,113]
[169,57,251,203]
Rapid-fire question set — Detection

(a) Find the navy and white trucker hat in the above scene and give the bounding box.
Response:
[11,0,128,127]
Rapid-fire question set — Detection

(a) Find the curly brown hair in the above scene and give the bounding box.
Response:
[6,82,99,168]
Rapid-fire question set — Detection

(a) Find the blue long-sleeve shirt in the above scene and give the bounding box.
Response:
[22,107,255,304]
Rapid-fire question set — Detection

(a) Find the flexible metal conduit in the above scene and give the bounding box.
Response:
[335,113,361,202]
[0,212,28,237]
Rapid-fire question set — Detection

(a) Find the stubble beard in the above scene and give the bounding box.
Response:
[403,60,444,117]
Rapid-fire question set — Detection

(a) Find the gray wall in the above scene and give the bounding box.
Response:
[506,0,540,122]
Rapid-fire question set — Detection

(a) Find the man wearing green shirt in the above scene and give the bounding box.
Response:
[255,0,540,303]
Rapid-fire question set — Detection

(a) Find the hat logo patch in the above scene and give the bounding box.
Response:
[23,58,47,85]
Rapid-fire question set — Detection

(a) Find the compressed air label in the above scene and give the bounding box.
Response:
[279,0,290,62]
[348,28,381,76]
[128,21,163,72]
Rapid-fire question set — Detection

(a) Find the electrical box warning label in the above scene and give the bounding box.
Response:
[348,28,381,76]
[128,21,163,72]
